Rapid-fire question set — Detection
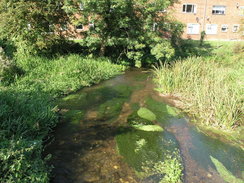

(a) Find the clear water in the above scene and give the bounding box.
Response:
[45,69,244,183]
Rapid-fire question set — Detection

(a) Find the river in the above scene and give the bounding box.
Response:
[45,69,244,183]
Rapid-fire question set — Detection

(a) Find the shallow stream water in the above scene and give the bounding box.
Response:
[46,69,244,183]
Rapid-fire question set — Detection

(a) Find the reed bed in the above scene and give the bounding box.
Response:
[154,50,244,129]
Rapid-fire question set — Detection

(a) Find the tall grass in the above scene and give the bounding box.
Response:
[153,43,244,130]
[0,54,125,182]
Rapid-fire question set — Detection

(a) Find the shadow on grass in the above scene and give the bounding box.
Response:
[0,39,16,58]
[174,39,214,59]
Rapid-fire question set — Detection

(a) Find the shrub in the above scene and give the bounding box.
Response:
[0,139,50,183]
[0,89,56,183]
[0,47,22,85]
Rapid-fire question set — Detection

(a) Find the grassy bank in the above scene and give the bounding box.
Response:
[0,54,124,183]
[153,41,244,131]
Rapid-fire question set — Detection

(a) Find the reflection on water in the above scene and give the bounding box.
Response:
[46,69,244,183]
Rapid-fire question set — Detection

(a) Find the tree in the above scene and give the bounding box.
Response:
[66,0,183,65]
[0,0,68,56]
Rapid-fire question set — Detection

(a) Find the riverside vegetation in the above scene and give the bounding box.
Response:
[154,41,244,136]
[0,48,124,182]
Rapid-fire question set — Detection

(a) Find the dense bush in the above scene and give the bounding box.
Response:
[0,139,49,183]
[0,1,68,56]
[0,88,57,182]
[0,47,23,85]
[0,0,184,66]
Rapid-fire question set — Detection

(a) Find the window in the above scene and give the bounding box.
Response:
[76,24,83,30]
[182,4,196,13]
[212,6,226,15]
[187,23,200,34]
[232,24,240,32]
[221,25,228,32]
[239,6,244,16]
[205,24,218,34]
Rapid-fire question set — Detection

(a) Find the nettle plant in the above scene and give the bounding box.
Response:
[66,0,183,66]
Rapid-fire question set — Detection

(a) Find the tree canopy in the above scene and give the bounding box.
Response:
[0,0,68,55]
[0,0,183,65]
[66,0,183,65]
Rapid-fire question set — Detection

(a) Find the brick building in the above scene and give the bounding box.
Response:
[171,0,244,40]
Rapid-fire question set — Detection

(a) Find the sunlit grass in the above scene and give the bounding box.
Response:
[153,42,244,130]
[15,54,125,96]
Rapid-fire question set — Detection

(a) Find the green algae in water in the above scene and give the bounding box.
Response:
[133,73,150,81]
[141,152,183,183]
[95,84,134,122]
[58,85,133,111]
[210,156,244,183]
[62,110,85,125]
[61,93,87,102]
[166,105,178,117]
[97,98,125,122]
[116,128,183,182]
[188,125,244,178]
[116,129,165,173]
[127,111,154,126]
[57,93,87,109]
[145,97,179,124]
[132,125,163,132]
[131,103,140,111]
[113,84,133,98]
[137,107,156,121]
